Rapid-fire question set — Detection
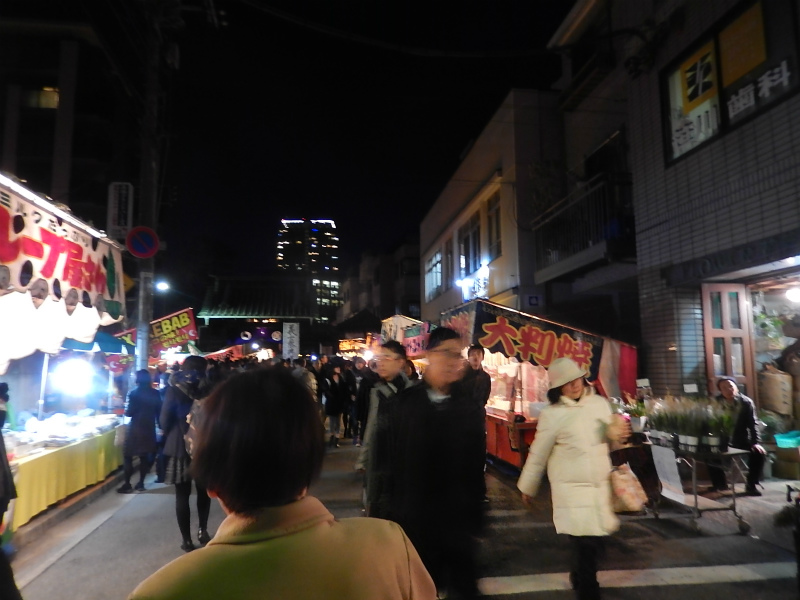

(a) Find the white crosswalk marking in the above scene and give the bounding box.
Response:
[478,562,796,595]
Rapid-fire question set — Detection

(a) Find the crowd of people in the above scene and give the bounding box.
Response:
[105,337,632,600]
[2,330,767,600]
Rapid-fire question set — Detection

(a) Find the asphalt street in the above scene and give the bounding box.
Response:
[11,442,799,599]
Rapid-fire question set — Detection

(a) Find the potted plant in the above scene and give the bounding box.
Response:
[626,402,648,433]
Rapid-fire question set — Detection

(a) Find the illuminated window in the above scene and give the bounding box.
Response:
[23,87,59,109]
[459,211,480,277]
[425,251,442,301]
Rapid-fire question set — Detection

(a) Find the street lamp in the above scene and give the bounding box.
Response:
[155,281,170,292]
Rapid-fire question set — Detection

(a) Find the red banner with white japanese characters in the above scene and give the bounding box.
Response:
[0,179,125,318]
[442,300,604,379]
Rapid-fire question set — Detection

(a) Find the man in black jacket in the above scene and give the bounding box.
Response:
[709,377,766,496]
[374,328,485,599]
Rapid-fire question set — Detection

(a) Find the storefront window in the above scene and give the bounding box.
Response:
[713,337,727,375]
[731,337,745,376]
[711,291,723,329]
[728,291,741,329]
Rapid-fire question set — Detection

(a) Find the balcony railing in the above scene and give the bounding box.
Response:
[532,173,634,275]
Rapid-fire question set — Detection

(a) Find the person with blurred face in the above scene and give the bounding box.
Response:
[373,328,484,599]
[517,357,631,600]
[708,377,765,496]
[128,369,436,600]
[355,341,411,515]
[324,362,350,447]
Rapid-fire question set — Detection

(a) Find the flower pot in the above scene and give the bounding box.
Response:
[631,416,647,433]
[685,435,699,453]
[702,435,720,453]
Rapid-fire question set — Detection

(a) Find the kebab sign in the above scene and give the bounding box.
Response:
[116,308,198,354]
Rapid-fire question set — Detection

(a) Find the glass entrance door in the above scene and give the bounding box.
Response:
[701,283,754,396]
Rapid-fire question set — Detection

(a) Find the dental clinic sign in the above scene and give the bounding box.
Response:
[664,0,798,161]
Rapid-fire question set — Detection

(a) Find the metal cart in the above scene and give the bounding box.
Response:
[650,444,751,534]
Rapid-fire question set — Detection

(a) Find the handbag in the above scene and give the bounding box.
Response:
[114,423,128,448]
[610,463,647,513]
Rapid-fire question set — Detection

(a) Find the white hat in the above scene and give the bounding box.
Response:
[547,357,588,389]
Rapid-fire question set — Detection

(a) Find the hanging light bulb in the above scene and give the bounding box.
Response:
[786,288,800,303]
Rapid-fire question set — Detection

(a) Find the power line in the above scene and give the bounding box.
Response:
[237,0,555,58]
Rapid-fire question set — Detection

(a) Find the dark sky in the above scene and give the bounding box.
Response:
[159,1,573,300]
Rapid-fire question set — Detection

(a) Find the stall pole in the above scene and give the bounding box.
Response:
[37,353,49,421]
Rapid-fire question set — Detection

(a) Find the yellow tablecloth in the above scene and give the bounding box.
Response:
[11,428,123,530]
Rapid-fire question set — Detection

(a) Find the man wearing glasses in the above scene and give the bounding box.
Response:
[355,341,411,515]
[373,327,485,600]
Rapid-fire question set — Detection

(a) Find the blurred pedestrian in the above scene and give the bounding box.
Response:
[0,383,21,600]
[517,357,630,600]
[404,359,419,381]
[352,357,376,446]
[708,377,765,496]
[462,344,491,407]
[324,361,349,447]
[292,357,318,399]
[374,327,484,598]
[461,344,492,503]
[342,360,357,438]
[127,368,436,600]
[161,356,213,552]
[354,341,410,515]
[118,370,160,493]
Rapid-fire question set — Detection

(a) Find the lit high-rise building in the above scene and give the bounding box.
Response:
[277,219,341,319]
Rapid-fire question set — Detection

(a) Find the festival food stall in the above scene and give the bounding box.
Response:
[441,300,638,468]
[0,174,128,533]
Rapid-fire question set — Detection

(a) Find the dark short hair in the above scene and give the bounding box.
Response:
[547,387,562,405]
[293,357,306,368]
[381,340,407,360]
[467,344,485,357]
[716,376,737,390]
[190,369,325,514]
[135,369,151,386]
[182,355,207,373]
[426,326,460,351]
[353,357,366,367]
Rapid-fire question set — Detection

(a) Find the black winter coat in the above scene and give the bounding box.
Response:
[324,375,350,416]
[373,380,486,541]
[124,384,160,456]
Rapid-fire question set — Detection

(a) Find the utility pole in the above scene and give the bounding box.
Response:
[135,7,161,371]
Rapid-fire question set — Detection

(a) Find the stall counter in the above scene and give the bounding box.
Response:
[11,427,122,531]
[485,410,537,469]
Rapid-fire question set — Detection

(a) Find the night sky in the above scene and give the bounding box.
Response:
[158,1,574,304]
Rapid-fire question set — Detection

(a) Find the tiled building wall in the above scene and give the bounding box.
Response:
[629,0,800,393]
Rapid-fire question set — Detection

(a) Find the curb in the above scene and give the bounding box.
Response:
[12,467,126,551]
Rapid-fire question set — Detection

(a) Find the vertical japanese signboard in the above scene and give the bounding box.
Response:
[283,322,299,360]
[106,182,134,243]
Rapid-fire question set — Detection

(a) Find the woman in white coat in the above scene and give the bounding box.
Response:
[517,358,630,600]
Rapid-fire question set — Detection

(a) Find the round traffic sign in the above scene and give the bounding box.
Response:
[126,226,160,259]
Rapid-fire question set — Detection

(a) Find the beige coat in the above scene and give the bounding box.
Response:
[517,391,619,537]
[128,496,436,600]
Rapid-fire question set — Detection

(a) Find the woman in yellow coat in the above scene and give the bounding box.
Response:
[128,368,435,600]
[517,358,630,600]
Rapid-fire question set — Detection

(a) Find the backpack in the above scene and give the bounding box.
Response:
[184,398,205,458]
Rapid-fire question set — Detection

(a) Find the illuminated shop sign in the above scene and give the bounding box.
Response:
[664,1,798,161]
